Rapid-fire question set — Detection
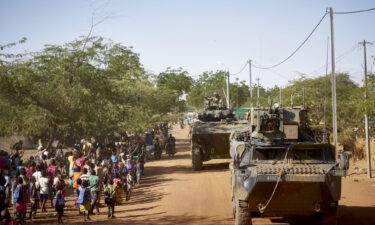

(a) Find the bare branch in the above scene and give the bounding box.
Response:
[82,0,112,50]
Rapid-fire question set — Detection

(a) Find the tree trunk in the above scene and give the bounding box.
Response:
[46,124,57,151]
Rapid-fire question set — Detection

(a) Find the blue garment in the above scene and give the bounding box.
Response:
[168,137,176,146]
[111,155,117,163]
[3,157,10,168]
[126,159,134,170]
[111,168,119,179]
[145,136,152,145]
[77,187,89,204]
[17,165,25,171]
[13,185,22,204]
[14,157,20,166]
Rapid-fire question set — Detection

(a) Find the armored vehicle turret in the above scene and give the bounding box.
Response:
[229,105,349,225]
[190,94,248,170]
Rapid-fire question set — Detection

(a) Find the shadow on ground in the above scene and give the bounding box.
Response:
[338,205,375,225]
[65,214,233,225]
[146,161,229,175]
[254,205,375,225]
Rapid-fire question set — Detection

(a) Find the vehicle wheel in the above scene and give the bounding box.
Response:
[321,209,338,225]
[234,200,252,225]
[192,147,202,170]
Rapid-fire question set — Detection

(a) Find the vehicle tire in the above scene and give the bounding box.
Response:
[192,147,202,170]
[234,200,252,225]
[321,209,338,225]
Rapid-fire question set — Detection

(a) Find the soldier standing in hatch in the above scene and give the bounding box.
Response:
[212,92,220,104]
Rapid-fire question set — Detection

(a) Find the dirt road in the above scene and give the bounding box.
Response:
[28,126,375,225]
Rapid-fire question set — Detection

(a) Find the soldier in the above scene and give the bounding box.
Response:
[204,96,212,109]
[212,92,221,105]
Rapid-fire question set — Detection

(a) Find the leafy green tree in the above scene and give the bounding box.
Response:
[155,67,193,113]
[0,36,180,146]
[156,67,193,97]
[187,70,251,109]
[187,71,227,108]
[230,79,250,108]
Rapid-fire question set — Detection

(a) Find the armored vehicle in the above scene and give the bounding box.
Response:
[191,94,248,170]
[229,105,349,225]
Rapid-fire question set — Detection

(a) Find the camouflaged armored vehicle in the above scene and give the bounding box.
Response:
[190,94,248,170]
[229,105,349,225]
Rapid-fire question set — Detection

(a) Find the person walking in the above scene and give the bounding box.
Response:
[88,170,100,215]
[54,182,65,224]
[104,179,116,218]
[39,170,50,212]
[77,180,91,221]
[29,176,39,219]
[13,177,26,224]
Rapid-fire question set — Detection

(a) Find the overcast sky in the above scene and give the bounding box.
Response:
[1,0,374,88]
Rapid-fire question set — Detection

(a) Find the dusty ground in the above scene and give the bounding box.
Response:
[21,126,375,224]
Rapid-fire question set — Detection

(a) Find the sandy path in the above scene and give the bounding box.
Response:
[25,126,375,225]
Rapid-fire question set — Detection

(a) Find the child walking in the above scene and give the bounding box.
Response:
[77,180,91,221]
[39,170,50,212]
[13,177,26,224]
[54,182,66,224]
[29,176,39,219]
[104,179,116,218]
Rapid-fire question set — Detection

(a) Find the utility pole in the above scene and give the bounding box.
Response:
[268,96,271,107]
[302,87,305,108]
[328,7,338,159]
[227,71,230,109]
[290,94,293,107]
[279,87,282,107]
[360,40,373,178]
[249,60,253,98]
[324,36,330,132]
[256,77,260,107]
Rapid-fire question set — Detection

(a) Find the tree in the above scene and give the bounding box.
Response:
[187,71,227,108]
[155,67,193,113]
[156,67,193,97]
[187,71,251,109]
[229,79,250,108]
[0,36,182,146]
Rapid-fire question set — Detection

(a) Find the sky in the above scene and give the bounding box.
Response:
[1,0,374,88]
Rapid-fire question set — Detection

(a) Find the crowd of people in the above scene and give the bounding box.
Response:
[0,125,177,225]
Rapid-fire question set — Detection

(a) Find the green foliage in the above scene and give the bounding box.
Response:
[155,67,193,113]
[156,67,193,97]
[186,71,250,109]
[0,36,372,155]
[0,37,186,143]
[230,79,251,108]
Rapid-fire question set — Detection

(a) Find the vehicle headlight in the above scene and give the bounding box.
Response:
[236,144,246,156]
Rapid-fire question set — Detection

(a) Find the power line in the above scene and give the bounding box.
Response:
[334,7,375,15]
[251,59,289,79]
[231,61,249,75]
[309,44,359,76]
[252,12,328,70]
